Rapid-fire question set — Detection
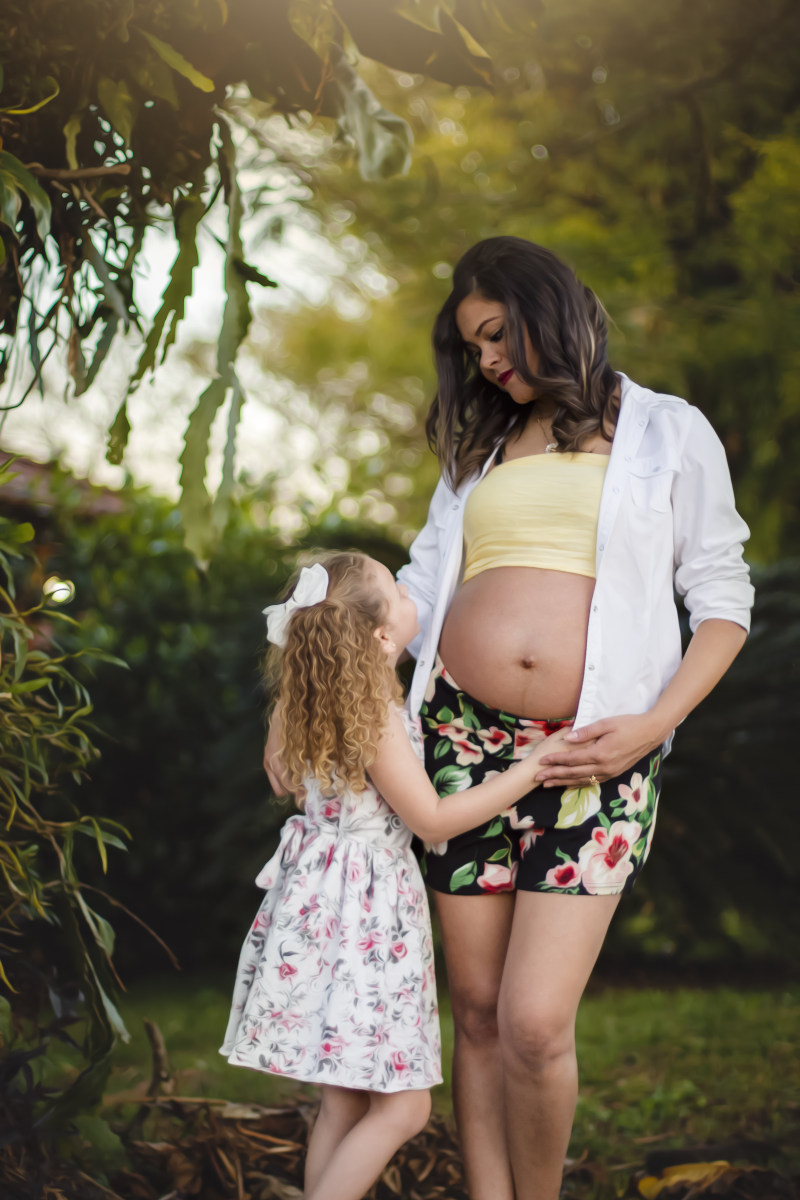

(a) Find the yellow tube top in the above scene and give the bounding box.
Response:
[463,452,609,582]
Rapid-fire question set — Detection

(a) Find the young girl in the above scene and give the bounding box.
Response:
[220,551,572,1200]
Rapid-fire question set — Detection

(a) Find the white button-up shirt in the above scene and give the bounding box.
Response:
[397,375,754,742]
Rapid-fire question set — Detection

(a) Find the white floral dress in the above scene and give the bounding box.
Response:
[220,709,441,1093]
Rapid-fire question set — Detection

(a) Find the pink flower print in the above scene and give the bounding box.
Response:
[500,804,537,830]
[617,773,647,816]
[476,862,517,893]
[324,843,336,871]
[437,722,484,765]
[278,962,298,979]
[253,909,272,931]
[513,725,547,760]
[478,725,512,754]
[323,916,339,940]
[391,1050,411,1073]
[519,826,544,857]
[391,941,408,959]
[545,860,582,888]
[321,798,342,820]
[577,820,642,894]
[320,1036,344,1058]
[347,860,363,883]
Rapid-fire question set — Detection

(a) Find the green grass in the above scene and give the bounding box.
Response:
[106,974,800,1186]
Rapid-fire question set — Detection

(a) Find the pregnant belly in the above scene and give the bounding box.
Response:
[439,566,595,718]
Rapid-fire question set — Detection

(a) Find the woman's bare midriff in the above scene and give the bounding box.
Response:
[439,566,594,718]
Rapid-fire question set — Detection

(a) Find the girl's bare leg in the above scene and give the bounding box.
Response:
[497,891,621,1200]
[435,891,515,1200]
[305,1088,431,1200]
[305,1085,370,1194]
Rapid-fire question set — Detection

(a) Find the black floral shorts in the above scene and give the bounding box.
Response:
[419,658,663,897]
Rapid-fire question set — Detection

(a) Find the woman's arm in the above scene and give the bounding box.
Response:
[537,405,753,787]
[368,709,571,840]
[535,618,746,786]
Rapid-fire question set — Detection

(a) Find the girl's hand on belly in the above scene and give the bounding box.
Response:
[534,712,665,787]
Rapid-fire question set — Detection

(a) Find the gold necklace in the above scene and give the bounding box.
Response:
[536,414,558,453]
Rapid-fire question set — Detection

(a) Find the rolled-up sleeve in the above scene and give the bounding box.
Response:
[671,408,754,633]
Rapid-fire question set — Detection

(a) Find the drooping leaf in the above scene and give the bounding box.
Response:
[137,28,215,92]
[97,76,136,144]
[128,192,205,389]
[0,151,51,240]
[106,399,131,465]
[212,374,245,535]
[63,113,82,171]
[0,74,59,115]
[179,121,253,561]
[330,53,413,182]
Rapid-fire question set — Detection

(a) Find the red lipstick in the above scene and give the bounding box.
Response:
[498,369,514,386]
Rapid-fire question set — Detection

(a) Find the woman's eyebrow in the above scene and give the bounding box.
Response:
[463,317,500,345]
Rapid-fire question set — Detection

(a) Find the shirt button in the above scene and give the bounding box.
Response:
[612,485,619,494]
[598,544,604,551]
[587,664,595,671]
[624,454,632,462]
[593,605,599,613]
[638,419,645,426]
[452,503,459,510]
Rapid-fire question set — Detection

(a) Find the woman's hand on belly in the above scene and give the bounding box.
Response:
[534,712,666,787]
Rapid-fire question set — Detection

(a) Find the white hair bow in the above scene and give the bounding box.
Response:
[263,563,330,647]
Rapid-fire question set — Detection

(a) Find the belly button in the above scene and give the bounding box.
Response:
[520,656,536,670]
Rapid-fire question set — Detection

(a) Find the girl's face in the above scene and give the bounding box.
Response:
[368,561,419,660]
[455,292,540,405]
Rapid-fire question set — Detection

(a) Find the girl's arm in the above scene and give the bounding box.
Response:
[263,702,292,796]
[367,709,571,842]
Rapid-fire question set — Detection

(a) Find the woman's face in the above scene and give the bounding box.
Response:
[455,292,540,405]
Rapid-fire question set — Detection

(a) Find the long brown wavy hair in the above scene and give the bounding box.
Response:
[428,237,620,489]
[265,552,402,796]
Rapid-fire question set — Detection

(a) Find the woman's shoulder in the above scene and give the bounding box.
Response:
[619,375,720,448]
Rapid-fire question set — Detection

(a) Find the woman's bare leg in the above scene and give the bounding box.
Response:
[435,891,515,1200]
[305,1085,370,1194]
[497,891,621,1200]
[305,1088,431,1200]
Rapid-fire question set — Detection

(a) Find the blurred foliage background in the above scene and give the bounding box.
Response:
[1,0,800,1192]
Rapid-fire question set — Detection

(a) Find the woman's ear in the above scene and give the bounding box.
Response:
[373,626,397,656]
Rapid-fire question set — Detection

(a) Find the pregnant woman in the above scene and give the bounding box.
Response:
[396,236,754,1200]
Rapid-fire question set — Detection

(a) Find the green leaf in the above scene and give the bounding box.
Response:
[63,113,82,171]
[555,784,602,829]
[97,76,136,144]
[449,860,479,890]
[178,122,253,561]
[137,29,215,92]
[0,151,52,240]
[481,818,504,838]
[435,706,454,724]
[433,737,450,759]
[130,51,180,109]
[329,52,412,181]
[232,258,277,288]
[129,193,204,387]
[0,177,21,232]
[0,74,59,115]
[486,846,510,862]
[431,763,471,794]
[106,399,131,465]
[212,376,245,535]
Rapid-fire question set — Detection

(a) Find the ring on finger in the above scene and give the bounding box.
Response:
[590,774,598,786]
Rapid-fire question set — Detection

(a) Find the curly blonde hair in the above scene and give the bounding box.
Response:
[266,552,402,795]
